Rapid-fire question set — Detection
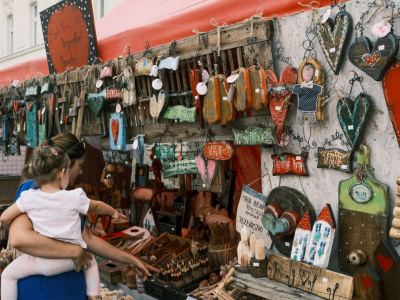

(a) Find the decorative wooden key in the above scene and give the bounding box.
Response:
[248,65,268,110]
[354,264,382,300]
[233,67,251,111]
[203,76,221,124]
[339,145,389,274]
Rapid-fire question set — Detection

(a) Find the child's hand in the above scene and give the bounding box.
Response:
[111,210,128,223]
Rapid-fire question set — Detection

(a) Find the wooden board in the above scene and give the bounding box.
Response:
[204,141,234,160]
[317,147,353,173]
[98,260,126,284]
[271,152,308,176]
[339,145,389,274]
[233,126,278,146]
[267,254,354,300]
[374,240,400,300]
[354,264,382,300]
[25,102,38,148]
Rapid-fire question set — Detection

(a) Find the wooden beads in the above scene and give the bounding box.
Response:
[390,176,400,239]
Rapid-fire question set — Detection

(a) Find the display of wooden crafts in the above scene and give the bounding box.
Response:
[348,33,399,81]
[189,69,204,129]
[25,102,38,148]
[291,210,312,262]
[248,65,268,110]
[271,152,308,176]
[383,60,400,147]
[109,112,126,151]
[203,76,221,124]
[389,176,400,240]
[374,240,400,300]
[217,74,235,125]
[163,106,197,123]
[317,147,353,173]
[233,126,278,146]
[338,145,389,274]
[150,89,169,123]
[204,141,234,161]
[122,65,136,107]
[354,265,382,300]
[316,11,353,75]
[337,93,371,151]
[233,67,251,111]
[266,66,297,143]
[296,58,325,120]
[304,204,336,268]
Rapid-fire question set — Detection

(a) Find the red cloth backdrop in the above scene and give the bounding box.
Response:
[0,0,334,85]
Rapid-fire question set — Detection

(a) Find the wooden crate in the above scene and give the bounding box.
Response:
[98,260,126,284]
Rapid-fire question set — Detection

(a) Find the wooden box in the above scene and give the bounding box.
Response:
[98,260,126,284]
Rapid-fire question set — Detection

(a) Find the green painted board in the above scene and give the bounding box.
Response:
[155,144,175,161]
[233,126,278,146]
[163,156,199,178]
[26,102,39,148]
[163,105,197,122]
[338,145,389,274]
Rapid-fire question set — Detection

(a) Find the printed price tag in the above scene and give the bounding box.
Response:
[315,70,319,76]
[285,242,290,247]
[329,47,336,53]
[296,156,301,160]
[275,106,281,111]
[348,125,354,130]
[255,89,260,93]
[379,45,385,50]
[253,262,260,267]
[322,278,328,283]
[195,95,199,100]
[223,97,228,101]
[341,165,347,169]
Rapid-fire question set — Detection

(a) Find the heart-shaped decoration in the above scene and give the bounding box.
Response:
[357,165,365,173]
[337,93,371,150]
[195,154,217,190]
[361,276,372,291]
[362,51,381,66]
[149,90,168,123]
[264,204,283,219]
[88,96,105,116]
[261,213,290,236]
[280,155,287,162]
[348,33,399,81]
[316,11,352,75]
[26,103,33,112]
[376,254,393,273]
[111,119,119,146]
[356,172,367,182]
[177,155,183,160]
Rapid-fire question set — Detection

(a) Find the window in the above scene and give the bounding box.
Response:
[32,3,38,46]
[100,0,105,18]
[8,15,13,54]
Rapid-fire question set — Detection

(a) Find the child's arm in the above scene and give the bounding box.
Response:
[0,203,23,229]
[88,200,125,222]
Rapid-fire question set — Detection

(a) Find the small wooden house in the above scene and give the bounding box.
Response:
[291,210,312,262]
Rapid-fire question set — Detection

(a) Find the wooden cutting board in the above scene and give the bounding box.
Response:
[338,145,389,274]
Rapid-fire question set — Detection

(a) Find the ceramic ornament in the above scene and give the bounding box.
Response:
[304,204,336,268]
[348,33,399,81]
[291,210,312,262]
[316,11,353,75]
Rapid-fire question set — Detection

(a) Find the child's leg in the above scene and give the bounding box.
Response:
[84,256,100,298]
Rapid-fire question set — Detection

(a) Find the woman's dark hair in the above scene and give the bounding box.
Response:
[30,146,70,186]
[20,133,85,184]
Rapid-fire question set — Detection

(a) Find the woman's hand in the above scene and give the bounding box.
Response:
[128,256,160,281]
[111,210,127,223]
[72,247,93,272]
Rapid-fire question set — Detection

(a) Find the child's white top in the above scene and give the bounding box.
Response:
[16,188,90,248]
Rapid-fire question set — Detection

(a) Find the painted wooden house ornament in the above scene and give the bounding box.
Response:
[339,145,389,274]
[109,112,126,151]
[265,66,297,143]
[295,58,325,121]
[271,152,308,176]
[291,210,312,262]
[304,204,336,268]
[316,11,353,75]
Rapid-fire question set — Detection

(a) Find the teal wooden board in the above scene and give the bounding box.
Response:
[26,102,38,148]
[163,156,199,178]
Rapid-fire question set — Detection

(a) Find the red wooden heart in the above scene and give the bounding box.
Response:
[26,103,33,112]
[357,165,364,173]
[13,100,18,113]
[356,172,366,182]
[362,51,381,66]
[376,254,393,273]
[111,119,119,146]
[361,276,372,291]
[177,155,183,160]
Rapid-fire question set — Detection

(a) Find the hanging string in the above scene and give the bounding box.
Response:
[210,18,228,56]
[243,8,265,37]
[298,1,321,27]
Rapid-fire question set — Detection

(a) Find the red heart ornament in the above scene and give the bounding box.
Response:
[357,165,365,173]
[13,100,18,113]
[111,119,119,146]
[362,51,382,66]
[376,254,393,273]
[177,155,183,160]
[361,276,372,291]
[356,172,367,182]
[26,103,33,112]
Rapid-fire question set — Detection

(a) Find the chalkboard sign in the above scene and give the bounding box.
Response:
[102,149,131,167]
[40,0,98,73]
[233,126,278,146]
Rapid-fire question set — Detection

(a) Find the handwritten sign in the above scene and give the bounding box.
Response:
[272,152,308,176]
[236,185,272,249]
[233,126,278,146]
[163,156,199,178]
[155,144,175,161]
[158,56,181,71]
[163,106,197,122]
[317,147,352,173]
[106,88,122,99]
[204,141,234,160]
[40,0,98,73]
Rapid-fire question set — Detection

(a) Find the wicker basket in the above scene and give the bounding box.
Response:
[208,243,237,268]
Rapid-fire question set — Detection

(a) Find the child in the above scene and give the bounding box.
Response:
[0,146,125,300]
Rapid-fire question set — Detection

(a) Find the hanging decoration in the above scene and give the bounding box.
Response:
[25,102,38,148]
[291,210,313,262]
[232,67,251,112]
[271,152,308,176]
[233,126,278,146]
[150,89,169,124]
[317,147,353,173]
[109,112,126,151]
[248,64,268,110]
[189,68,204,128]
[204,141,234,161]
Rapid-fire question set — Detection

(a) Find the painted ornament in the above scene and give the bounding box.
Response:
[291,210,312,262]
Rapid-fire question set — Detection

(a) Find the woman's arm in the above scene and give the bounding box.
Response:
[88,200,124,222]
[0,203,23,229]
[9,214,92,271]
[82,227,159,280]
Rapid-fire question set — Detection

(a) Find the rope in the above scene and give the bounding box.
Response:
[243,8,264,36]
[298,1,321,27]
[210,18,228,56]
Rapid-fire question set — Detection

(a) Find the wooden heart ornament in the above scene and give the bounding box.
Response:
[348,33,399,81]
[261,213,290,236]
[337,93,371,150]
[376,254,393,274]
[195,154,217,190]
[360,276,372,291]
[149,89,168,123]
[111,119,119,146]
[88,95,105,116]
[316,11,352,75]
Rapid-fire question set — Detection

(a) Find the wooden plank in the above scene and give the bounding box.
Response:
[237,47,243,68]
[267,254,354,300]
[228,49,235,72]
[221,50,228,76]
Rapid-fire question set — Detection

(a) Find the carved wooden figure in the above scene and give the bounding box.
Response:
[272,152,308,176]
[374,240,400,300]
[266,66,297,143]
[339,145,389,274]
[354,265,382,300]
[189,69,204,128]
[348,33,399,81]
[304,204,336,268]
[218,74,235,125]
[203,76,221,124]
[317,147,353,173]
[296,58,325,120]
[291,210,312,262]
[248,65,268,110]
[233,67,251,111]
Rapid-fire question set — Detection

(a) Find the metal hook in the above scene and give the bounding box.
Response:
[327,283,339,300]
[141,41,153,58]
[268,262,278,279]
[168,40,178,57]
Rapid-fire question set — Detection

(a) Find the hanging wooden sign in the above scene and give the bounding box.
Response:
[25,86,41,97]
[102,149,131,167]
[272,152,308,176]
[203,76,221,124]
[316,11,353,75]
[163,156,199,178]
[134,57,154,76]
[88,90,106,116]
[266,66,297,143]
[109,112,126,151]
[354,265,382,300]
[204,141,234,160]
[163,105,197,123]
[383,60,400,147]
[348,33,399,81]
[26,102,38,148]
[99,65,114,79]
[158,56,180,71]
[106,87,122,100]
[248,65,268,110]
[40,82,51,94]
[218,74,235,125]
[339,145,389,274]
[189,69,204,129]
[337,93,371,151]
[233,67,251,111]
[122,66,136,107]
[154,144,175,161]
[150,90,169,123]
[236,184,272,249]
[40,0,98,73]
[317,147,353,173]
[233,126,278,146]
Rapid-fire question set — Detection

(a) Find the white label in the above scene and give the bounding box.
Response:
[322,278,328,283]
[195,95,199,100]
[203,184,206,187]
[255,89,260,93]
[321,8,331,24]
[96,80,103,88]
[285,242,290,247]
[133,139,138,149]
[42,107,46,115]
[253,262,260,267]
[315,70,319,76]
[329,47,336,53]
[60,121,63,124]
[379,45,385,50]
[296,156,301,160]
[223,96,228,101]
[348,125,354,130]
[116,104,121,113]
[227,74,239,83]
[275,106,281,111]
[341,165,348,169]
[55,108,58,110]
